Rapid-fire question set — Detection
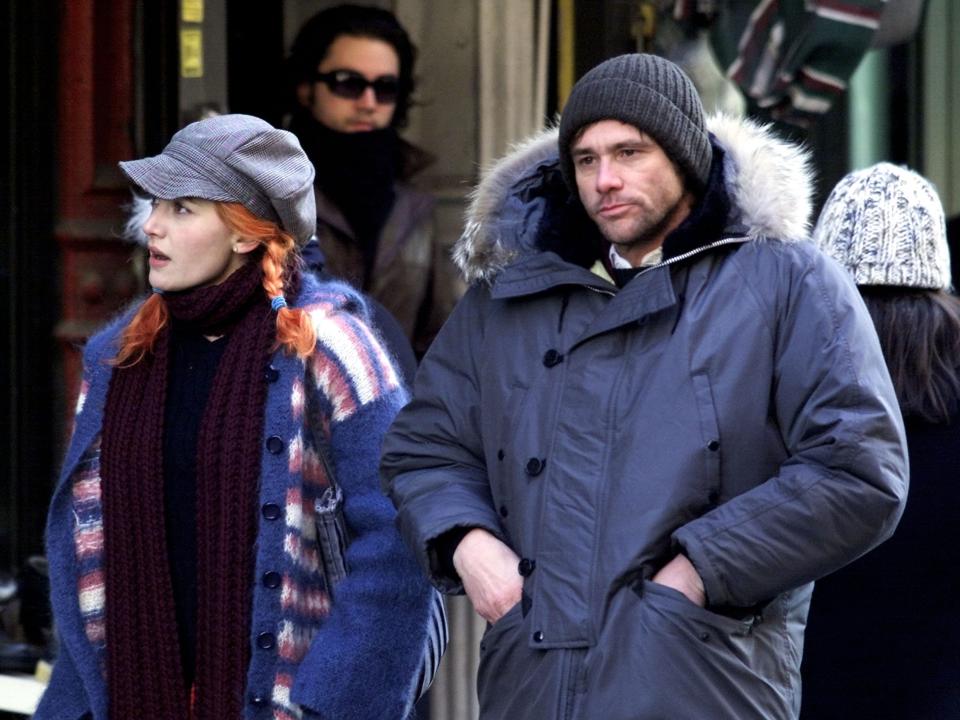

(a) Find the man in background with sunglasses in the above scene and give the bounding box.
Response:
[286,4,463,358]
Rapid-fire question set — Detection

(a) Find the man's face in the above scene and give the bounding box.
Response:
[571,120,692,256]
[304,34,400,132]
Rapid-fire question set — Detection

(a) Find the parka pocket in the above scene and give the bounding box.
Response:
[584,581,795,719]
[477,598,528,713]
[483,599,524,644]
[633,579,793,699]
[634,580,756,637]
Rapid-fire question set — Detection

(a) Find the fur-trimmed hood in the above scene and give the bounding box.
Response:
[455,114,814,284]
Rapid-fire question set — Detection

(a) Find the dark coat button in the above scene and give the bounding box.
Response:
[497,448,505,461]
[707,439,720,452]
[263,571,282,589]
[250,694,269,707]
[264,365,280,383]
[261,503,282,520]
[533,630,544,643]
[499,505,509,518]
[266,436,285,454]
[518,558,536,577]
[542,349,564,367]
[256,632,275,649]
[525,457,545,476]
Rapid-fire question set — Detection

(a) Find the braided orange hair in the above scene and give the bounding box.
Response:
[113,202,316,366]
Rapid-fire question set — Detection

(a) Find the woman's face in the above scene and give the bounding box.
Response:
[143,198,255,291]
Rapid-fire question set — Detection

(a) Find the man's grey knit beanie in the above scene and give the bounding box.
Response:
[812,162,950,290]
[558,53,712,192]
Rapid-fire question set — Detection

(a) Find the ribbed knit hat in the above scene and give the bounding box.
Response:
[812,162,950,289]
[558,53,711,192]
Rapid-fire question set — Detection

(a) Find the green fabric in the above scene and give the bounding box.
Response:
[709,0,884,126]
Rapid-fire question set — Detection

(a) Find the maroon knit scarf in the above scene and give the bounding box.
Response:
[101,260,274,720]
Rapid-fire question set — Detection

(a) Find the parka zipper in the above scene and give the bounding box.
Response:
[637,236,750,277]
[580,236,750,295]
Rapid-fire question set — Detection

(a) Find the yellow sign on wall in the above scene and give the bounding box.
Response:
[182,0,204,23]
[180,28,203,78]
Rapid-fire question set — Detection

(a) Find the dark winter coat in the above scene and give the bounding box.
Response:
[801,411,960,719]
[381,117,908,720]
[315,184,463,356]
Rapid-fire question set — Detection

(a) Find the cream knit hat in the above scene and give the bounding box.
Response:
[812,162,950,289]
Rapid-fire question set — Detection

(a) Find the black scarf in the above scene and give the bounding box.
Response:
[291,111,398,272]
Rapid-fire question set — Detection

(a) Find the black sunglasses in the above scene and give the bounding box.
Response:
[314,69,400,104]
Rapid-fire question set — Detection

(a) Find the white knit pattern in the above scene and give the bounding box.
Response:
[813,162,950,289]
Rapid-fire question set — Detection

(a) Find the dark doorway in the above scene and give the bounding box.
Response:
[1,0,60,571]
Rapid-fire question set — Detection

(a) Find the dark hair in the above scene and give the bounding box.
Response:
[860,287,960,423]
[286,4,417,128]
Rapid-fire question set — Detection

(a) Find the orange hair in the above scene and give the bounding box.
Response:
[113,202,316,366]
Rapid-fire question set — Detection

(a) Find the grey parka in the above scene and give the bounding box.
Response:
[381,116,908,719]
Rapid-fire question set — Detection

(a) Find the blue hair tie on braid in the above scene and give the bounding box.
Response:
[271,296,287,311]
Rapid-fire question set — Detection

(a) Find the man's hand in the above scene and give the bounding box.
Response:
[452,528,523,624]
[651,553,706,607]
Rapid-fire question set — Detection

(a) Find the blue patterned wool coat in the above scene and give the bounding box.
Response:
[38,274,434,720]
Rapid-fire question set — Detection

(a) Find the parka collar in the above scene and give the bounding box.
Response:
[455,114,814,286]
[490,251,615,300]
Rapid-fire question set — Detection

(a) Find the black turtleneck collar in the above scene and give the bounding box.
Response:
[288,109,433,183]
[289,110,400,202]
[289,110,399,272]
